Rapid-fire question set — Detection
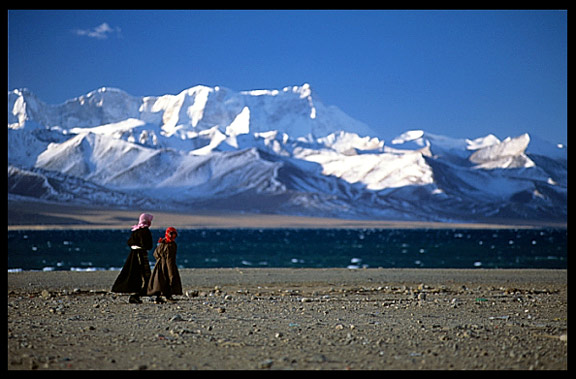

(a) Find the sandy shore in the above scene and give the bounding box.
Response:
[8,268,567,370]
[8,200,566,230]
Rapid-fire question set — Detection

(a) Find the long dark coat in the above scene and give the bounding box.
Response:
[147,240,182,297]
[111,227,153,294]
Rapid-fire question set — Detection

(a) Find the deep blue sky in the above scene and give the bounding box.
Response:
[8,10,567,144]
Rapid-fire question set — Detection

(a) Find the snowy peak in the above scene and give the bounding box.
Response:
[241,83,312,99]
[8,88,48,129]
[390,129,502,155]
[469,133,533,169]
[389,129,565,167]
[9,84,376,140]
[9,87,142,130]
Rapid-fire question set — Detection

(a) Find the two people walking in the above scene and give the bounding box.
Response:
[111,213,182,303]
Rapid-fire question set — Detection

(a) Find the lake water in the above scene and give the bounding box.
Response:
[7,228,567,272]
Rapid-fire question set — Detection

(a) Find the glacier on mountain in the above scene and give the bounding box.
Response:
[8,84,567,223]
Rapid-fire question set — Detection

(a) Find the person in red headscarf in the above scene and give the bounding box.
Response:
[147,227,183,303]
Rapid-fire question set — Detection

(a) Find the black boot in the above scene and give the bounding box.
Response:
[154,296,165,304]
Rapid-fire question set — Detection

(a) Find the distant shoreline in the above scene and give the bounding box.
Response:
[8,200,566,231]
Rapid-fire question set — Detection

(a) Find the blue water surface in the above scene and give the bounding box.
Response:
[7,228,567,272]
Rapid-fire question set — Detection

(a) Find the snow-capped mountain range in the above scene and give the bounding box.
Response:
[8,84,567,223]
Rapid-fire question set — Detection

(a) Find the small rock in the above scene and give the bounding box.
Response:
[169,314,184,322]
[258,359,274,369]
[305,354,327,363]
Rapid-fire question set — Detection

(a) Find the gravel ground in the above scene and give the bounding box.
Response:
[8,268,567,370]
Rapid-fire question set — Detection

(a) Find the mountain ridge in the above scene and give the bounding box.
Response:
[8,84,567,224]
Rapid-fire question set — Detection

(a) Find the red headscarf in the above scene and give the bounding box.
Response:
[160,227,178,243]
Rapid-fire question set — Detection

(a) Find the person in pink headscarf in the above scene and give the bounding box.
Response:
[131,213,154,231]
[112,213,154,303]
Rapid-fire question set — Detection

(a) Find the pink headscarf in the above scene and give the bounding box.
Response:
[131,213,153,231]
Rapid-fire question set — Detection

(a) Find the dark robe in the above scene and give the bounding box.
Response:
[147,240,183,297]
[111,227,153,294]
